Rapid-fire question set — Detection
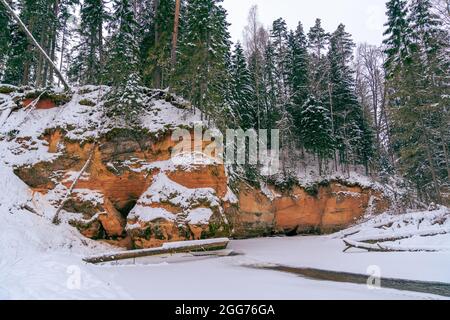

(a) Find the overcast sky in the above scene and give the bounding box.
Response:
[223,0,388,46]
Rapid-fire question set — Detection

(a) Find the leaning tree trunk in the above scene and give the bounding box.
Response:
[0,0,70,90]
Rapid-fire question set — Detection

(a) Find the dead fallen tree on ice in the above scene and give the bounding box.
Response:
[342,226,450,252]
[340,207,450,252]
[343,238,450,252]
[83,238,230,264]
[350,226,450,243]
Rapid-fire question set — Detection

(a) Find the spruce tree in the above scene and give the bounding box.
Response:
[69,0,107,85]
[307,18,329,102]
[300,95,334,174]
[270,18,289,104]
[388,0,450,202]
[3,0,71,87]
[286,22,309,145]
[328,24,374,169]
[142,0,176,88]
[383,0,410,78]
[104,0,143,125]
[230,42,255,130]
[175,0,231,121]
[262,40,279,131]
[3,0,37,86]
[0,2,11,79]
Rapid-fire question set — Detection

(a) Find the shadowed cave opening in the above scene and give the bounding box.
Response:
[116,199,138,219]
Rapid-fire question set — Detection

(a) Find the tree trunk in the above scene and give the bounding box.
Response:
[153,0,161,88]
[83,239,230,264]
[98,13,104,78]
[58,18,67,87]
[22,44,32,86]
[440,129,450,182]
[170,0,181,69]
[48,0,60,86]
[424,138,442,203]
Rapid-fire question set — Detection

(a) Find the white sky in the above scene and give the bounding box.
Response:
[223,0,388,46]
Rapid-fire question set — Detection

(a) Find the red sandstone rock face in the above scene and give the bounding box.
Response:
[233,183,390,235]
[22,98,57,110]
[168,165,228,198]
[14,129,391,248]
[15,129,231,248]
[98,198,127,237]
[228,187,275,238]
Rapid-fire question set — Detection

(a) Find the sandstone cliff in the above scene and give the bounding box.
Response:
[1,86,391,249]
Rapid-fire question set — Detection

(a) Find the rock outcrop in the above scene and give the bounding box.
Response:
[7,89,391,249]
[14,128,232,248]
[15,126,390,248]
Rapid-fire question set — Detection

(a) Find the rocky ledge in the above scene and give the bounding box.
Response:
[14,127,390,249]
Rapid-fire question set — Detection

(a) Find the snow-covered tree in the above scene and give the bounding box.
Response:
[387,0,450,203]
[270,18,289,104]
[104,0,144,125]
[328,24,374,169]
[307,18,329,102]
[262,40,280,131]
[286,22,309,144]
[69,0,107,85]
[300,95,334,174]
[230,42,255,130]
[0,1,12,79]
[383,0,411,78]
[174,0,231,121]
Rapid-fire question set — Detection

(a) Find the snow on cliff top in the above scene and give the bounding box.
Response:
[0,85,204,167]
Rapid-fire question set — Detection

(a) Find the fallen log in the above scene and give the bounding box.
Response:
[83,238,230,264]
[351,226,450,243]
[343,239,446,253]
[343,239,386,252]
[52,142,96,224]
[333,209,449,240]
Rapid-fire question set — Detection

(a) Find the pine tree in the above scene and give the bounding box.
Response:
[230,42,255,130]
